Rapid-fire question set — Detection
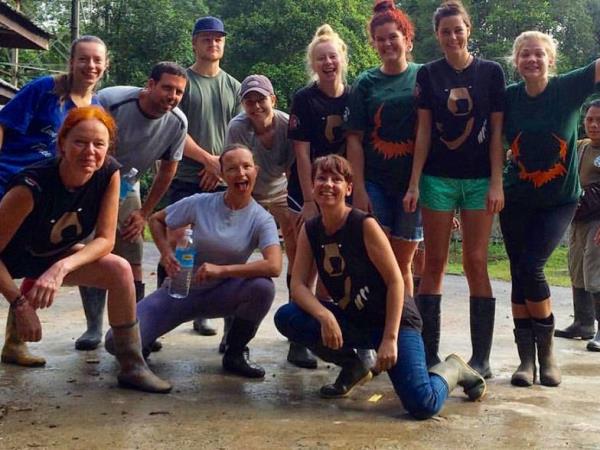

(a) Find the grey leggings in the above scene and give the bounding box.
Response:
[106,277,275,350]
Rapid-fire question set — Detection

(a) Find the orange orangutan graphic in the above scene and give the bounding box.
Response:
[511,132,568,188]
[371,104,414,159]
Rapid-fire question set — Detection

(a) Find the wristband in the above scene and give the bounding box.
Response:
[9,294,27,309]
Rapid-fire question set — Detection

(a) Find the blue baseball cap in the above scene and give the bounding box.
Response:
[192,16,226,36]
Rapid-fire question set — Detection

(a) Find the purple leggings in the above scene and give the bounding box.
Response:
[106,277,274,350]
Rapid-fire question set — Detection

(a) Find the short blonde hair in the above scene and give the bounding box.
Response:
[306,24,348,83]
[511,31,558,75]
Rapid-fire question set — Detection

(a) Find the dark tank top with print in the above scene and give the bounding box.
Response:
[306,208,422,331]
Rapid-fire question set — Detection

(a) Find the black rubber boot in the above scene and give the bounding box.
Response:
[310,344,372,398]
[156,263,167,290]
[555,287,595,339]
[467,297,495,379]
[218,316,234,354]
[416,294,442,367]
[429,354,486,401]
[287,342,318,369]
[533,317,561,387]
[75,287,107,351]
[222,318,265,378]
[511,327,536,387]
[587,293,600,352]
[193,318,218,336]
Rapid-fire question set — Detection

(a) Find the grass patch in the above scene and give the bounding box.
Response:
[447,241,570,287]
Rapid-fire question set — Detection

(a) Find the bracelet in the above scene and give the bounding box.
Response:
[9,294,27,309]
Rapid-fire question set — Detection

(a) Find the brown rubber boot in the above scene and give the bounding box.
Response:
[111,321,172,393]
[532,319,561,387]
[1,309,46,367]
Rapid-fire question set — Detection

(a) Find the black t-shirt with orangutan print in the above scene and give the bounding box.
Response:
[416,57,505,179]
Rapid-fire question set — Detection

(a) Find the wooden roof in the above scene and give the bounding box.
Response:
[0,1,51,50]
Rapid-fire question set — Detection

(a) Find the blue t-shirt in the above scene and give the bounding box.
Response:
[165,191,280,289]
[0,76,100,195]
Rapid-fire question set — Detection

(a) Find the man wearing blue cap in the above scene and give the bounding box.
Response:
[161,16,241,336]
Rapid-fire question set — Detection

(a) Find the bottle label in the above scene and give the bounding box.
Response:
[175,248,195,269]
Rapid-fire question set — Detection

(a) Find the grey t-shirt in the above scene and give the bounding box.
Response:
[98,86,187,177]
[226,109,294,200]
[176,69,241,184]
[165,191,279,288]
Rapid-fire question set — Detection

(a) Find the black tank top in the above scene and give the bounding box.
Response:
[306,208,422,331]
[1,156,120,278]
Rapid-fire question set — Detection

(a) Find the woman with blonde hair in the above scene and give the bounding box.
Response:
[501,31,600,387]
[285,24,350,369]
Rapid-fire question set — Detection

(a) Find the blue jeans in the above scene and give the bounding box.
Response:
[500,201,577,304]
[365,181,423,241]
[274,303,449,420]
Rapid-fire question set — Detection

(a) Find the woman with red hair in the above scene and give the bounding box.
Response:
[0,106,171,393]
[347,0,422,298]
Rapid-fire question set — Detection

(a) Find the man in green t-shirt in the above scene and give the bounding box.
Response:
[160,16,241,336]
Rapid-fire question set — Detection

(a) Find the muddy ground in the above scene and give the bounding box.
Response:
[1,244,599,449]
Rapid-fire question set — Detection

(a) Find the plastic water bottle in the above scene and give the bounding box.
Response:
[119,167,139,201]
[169,229,195,298]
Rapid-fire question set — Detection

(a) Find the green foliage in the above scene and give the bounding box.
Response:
[207,0,379,111]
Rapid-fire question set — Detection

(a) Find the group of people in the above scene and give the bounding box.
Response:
[0,0,599,420]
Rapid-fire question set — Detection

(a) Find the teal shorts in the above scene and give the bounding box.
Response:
[420,175,489,211]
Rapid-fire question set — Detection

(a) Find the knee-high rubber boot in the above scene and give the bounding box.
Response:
[111,320,171,393]
[156,263,167,290]
[218,316,234,354]
[310,344,372,398]
[75,287,107,351]
[587,293,600,352]
[555,287,595,339]
[222,318,265,378]
[467,297,495,379]
[429,354,486,401]
[511,327,537,387]
[1,308,46,367]
[416,294,442,367]
[532,318,561,387]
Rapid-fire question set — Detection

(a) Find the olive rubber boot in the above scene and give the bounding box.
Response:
[1,309,46,367]
[532,318,561,387]
[586,294,600,352]
[111,320,172,393]
[416,294,442,367]
[511,327,537,387]
[310,344,372,398]
[134,281,161,353]
[467,297,495,379]
[75,287,106,351]
[429,354,486,401]
[555,287,595,339]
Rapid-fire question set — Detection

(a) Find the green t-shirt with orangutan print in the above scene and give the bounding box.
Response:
[344,63,420,196]
[503,61,599,207]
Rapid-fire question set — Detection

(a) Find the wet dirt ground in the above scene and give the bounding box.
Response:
[1,244,600,449]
